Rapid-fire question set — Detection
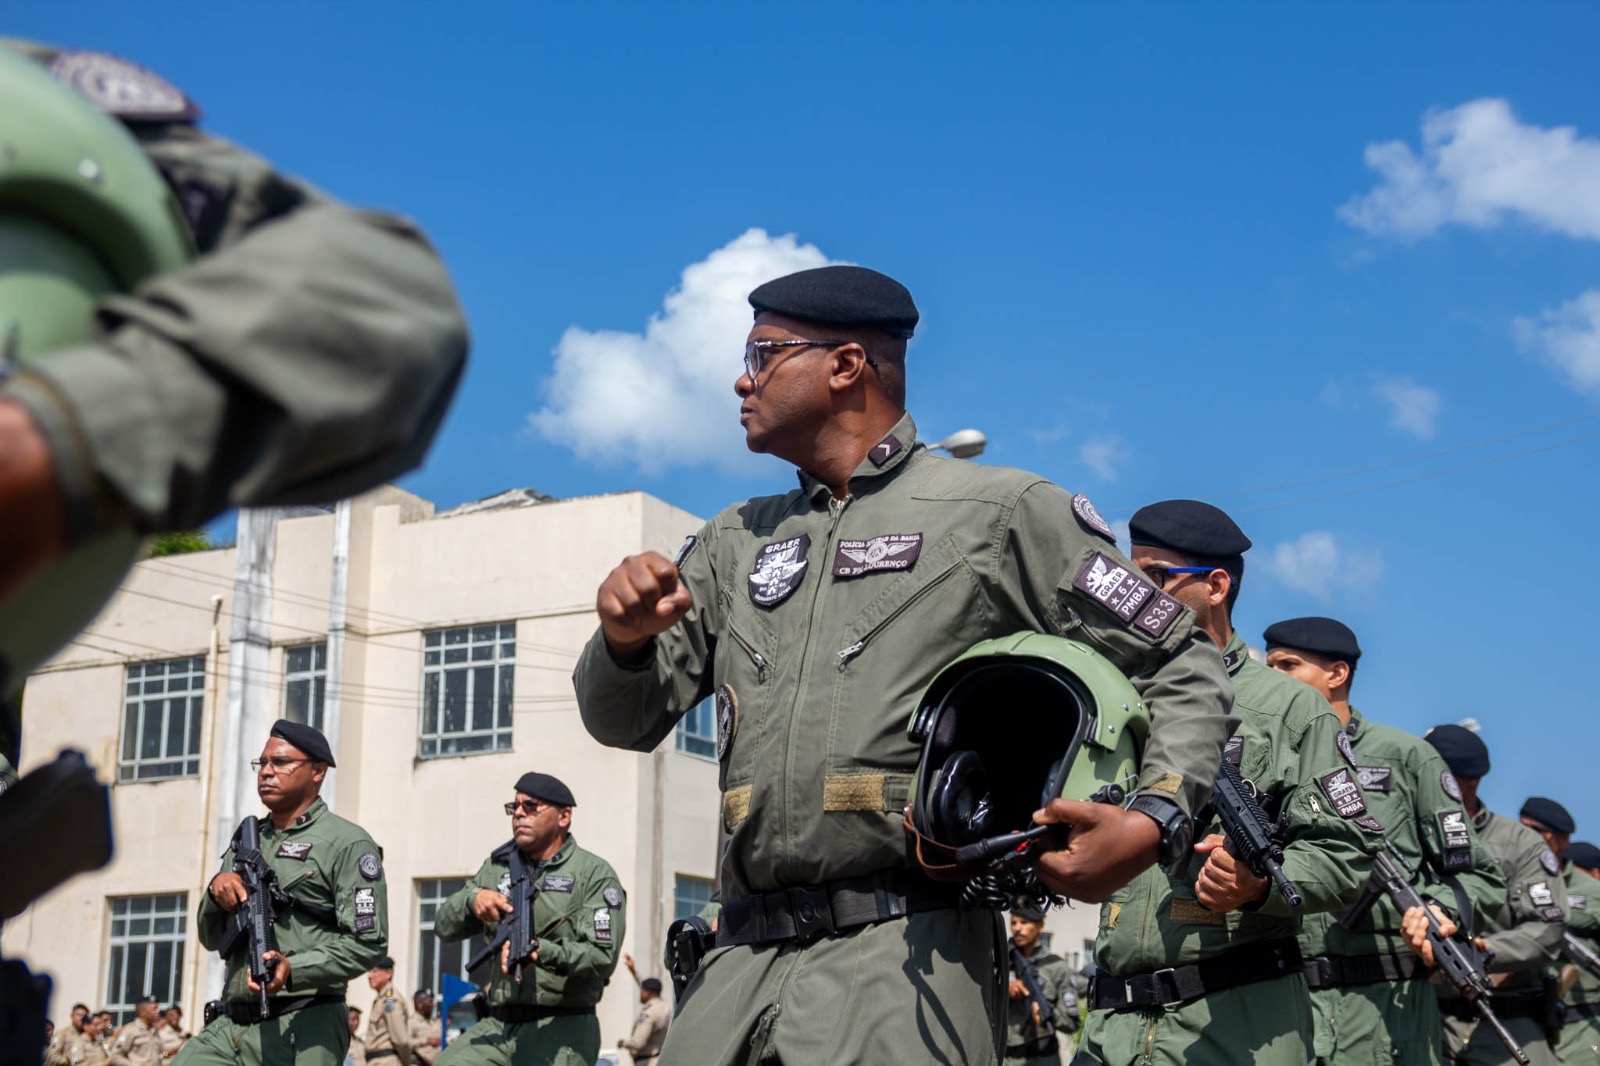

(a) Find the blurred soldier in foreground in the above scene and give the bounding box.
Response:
[1077,502,1372,1066]
[1426,726,1566,1065]
[434,773,624,1066]
[1004,902,1077,1064]
[576,266,1233,1065]
[1267,617,1503,1065]
[178,721,389,1066]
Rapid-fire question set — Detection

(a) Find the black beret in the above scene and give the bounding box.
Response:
[134,994,157,1005]
[1128,500,1252,563]
[1521,797,1576,835]
[641,977,664,993]
[414,989,434,1001]
[1010,901,1046,923]
[1263,617,1361,664]
[374,956,395,971]
[1424,724,1490,778]
[749,265,919,338]
[269,719,336,767]
[514,772,576,807]
[1567,841,1600,869]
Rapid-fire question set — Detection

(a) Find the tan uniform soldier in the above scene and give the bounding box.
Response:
[408,992,443,1066]
[156,1007,189,1059]
[109,997,163,1066]
[364,958,413,1065]
[46,1005,90,1066]
[618,978,671,1065]
[346,1007,367,1066]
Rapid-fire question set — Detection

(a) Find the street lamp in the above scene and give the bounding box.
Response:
[930,428,987,460]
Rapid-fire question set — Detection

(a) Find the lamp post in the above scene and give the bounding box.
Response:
[930,428,987,459]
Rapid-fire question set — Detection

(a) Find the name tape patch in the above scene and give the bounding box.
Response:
[354,887,376,917]
[1355,766,1393,793]
[275,841,313,861]
[832,533,922,578]
[541,875,575,893]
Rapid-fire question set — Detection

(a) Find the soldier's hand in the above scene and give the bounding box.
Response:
[625,952,637,973]
[597,552,694,658]
[1193,834,1270,912]
[1031,800,1160,902]
[1030,1000,1042,1027]
[471,889,513,923]
[208,872,249,912]
[1008,977,1028,1000]
[1401,904,1456,965]
[247,951,291,995]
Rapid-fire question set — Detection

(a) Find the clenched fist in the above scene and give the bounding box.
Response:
[597,552,694,658]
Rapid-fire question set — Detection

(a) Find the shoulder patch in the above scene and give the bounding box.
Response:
[1071,552,1182,639]
[1438,810,1472,871]
[1542,849,1561,875]
[1440,771,1462,801]
[1335,732,1357,769]
[1318,768,1368,819]
[1072,494,1115,542]
[1529,881,1555,907]
[716,684,738,762]
[358,852,383,881]
[603,885,624,907]
[47,50,202,123]
[593,906,613,942]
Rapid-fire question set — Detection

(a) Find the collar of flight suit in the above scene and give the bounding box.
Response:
[262,796,328,838]
[1472,805,1493,832]
[1344,705,1366,741]
[795,411,920,505]
[1220,631,1250,677]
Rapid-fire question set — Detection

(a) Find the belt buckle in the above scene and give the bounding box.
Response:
[1149,967,1184,1008]
[788,886,834,943]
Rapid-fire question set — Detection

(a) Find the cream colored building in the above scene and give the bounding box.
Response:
[4,482,1100,1039]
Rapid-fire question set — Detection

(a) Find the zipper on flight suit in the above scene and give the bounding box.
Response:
[835,560,963,671]
[727,626,768,684]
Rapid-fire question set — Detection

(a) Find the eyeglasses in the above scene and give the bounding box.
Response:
[1140,565,1213,590]
[250,756,306,774]
[504,800,554,816]
[742,339,873,380]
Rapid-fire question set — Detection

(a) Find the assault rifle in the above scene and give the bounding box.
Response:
[1563,930,1600,983]
[1009,943,1055,1028]
[1212,758,1302,908]
[216,817,280,1015]
[1342,842,1527,1065]
[466,846,539,982]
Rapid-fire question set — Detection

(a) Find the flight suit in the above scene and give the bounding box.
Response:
[433,835,624,1066]
[406,1014,442,1065]
[620,996,671,1064]
[1078,635,1374,1066]
[1299,709,1503,1066]
[109,1017,163,1066]
[1439,809,1567,1066]
[177,798,389,1066]
[1005,943,1078,1065]
[365,982,411,1065]
[1557,863,1600,1064]
[575,413,1234,1066]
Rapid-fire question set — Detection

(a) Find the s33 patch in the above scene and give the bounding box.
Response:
[1072,553,1182,639]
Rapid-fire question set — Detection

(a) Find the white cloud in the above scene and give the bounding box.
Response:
[1078,435,1125,481]
[1261,532,1384,603]
[1515,290,1600,393]
[1340,98,1600,241]
[1372,376,1441,438]
[529,228,835,473]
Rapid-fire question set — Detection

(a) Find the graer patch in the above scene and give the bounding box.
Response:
[354,887,377,917]
[275,840,313,860]
[1072,494,1115,542]
[1529,882,1555,907]
[832,533,922,578]
[1223,736,1244,769]
[1073,553,1183,639]
[748,534,810,608]
[1318,768,1368,819]
[1355,766,1393,792]
[1438,810,1472,870]
[593,907,613,942]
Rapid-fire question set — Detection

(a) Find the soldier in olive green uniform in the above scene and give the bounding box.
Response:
[1558,840,1600,1063]
[1265,618,1504,1066]
[0,41,468,694]
[1005,903,1078,1065]
[178,721,389,1066]
[364,958,413,1065]
[576,268,1234,1066]
[1425,727,1568,1066]
[434,773,624,1066]
[1077,503,1375,1066]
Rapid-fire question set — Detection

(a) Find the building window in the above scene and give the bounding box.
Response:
[106,894,187,1025]
[119,657,205,782]
[675,696,717,760]
[420,624,515,757]
[418,879,489,1009]
[673,874,714,920]
[283,643,328,731]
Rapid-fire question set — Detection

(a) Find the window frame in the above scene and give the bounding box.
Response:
[118,657,206,783]
[673,873,715,921]
[282,641,329,732]
[105,893,188,1025]
[418,623,517,758]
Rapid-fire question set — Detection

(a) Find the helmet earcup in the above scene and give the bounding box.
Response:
[927,749,994,846]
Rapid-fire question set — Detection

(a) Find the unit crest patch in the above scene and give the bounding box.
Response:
[1440,772,1462,801]
[1072,494,1115,542]
[748,534,810,608]
[358,852,383,881]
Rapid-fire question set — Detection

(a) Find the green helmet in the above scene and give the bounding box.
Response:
[0,45,193,688]
[904,632,1150,889]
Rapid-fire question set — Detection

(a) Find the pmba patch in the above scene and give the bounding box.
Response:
[1072,494,1115,543]
[748,534,810,608]
[1355,766,1393,792]
[354,887,377,917]
[1072,553,1182,639]
[540,875,575,893]
[1438,810,1472,852]
[275,840,313,860]
[593,907,612,942]
[832,533,922,578]
[1529,881,1556,907]
[1318,768,1368,819]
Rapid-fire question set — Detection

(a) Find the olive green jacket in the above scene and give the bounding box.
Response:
[575,413,1235,899]
[1299,707,1503,960]
[196,797,389,1001]
[1006,942,1079,1050]
[1563,863,1600,1008]
[433,834,624,1009]
[1095,633,1374,976]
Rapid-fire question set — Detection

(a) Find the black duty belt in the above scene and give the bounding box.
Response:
[718,870,962,947]
[489,1003,596,1023]
[215,994,344,1025]
[1091,939,1303,1012]
[1303,951,1428,989]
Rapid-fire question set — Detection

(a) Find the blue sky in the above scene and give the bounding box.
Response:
[13,3,1600,830]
